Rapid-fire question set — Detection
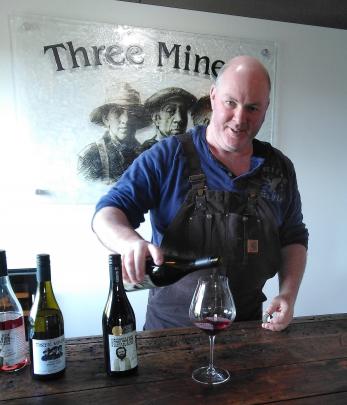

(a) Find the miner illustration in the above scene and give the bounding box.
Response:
[78,82,149,184]
[140,87,196,151]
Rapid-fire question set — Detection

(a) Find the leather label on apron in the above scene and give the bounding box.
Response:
[247,239,259,253]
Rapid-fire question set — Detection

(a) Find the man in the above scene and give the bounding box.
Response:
[140,87,196,151]
[114,347,131,372]
[92,56,308,332]
[78,82,149,184]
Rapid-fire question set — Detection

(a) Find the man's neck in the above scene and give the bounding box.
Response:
[155,126,169,140]
[109,132,137,146]
[206,127,253,176]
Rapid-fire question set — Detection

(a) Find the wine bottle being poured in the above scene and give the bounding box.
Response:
[124,256,220,292]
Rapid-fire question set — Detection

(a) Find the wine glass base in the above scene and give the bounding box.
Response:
[192,366,230,385]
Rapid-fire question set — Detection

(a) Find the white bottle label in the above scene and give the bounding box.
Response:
[108,330,137,371]
[0,323,26,366]
[31,335,65,374]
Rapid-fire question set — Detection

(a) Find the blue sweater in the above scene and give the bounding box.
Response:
[95,126,308,248]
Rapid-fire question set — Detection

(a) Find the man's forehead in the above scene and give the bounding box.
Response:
[110,105,136,112]
[160,97,187,109]
[215,82,269,105]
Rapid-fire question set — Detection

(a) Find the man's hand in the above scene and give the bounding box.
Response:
[122,240,163,284]
[262,244,307,332]
[261,294,294,331]
[92,206,164,284]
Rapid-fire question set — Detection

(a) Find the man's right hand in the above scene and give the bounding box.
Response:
[122,240,164,284]
[92,206,164,285]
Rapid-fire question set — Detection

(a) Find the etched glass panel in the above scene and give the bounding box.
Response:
[9,14,277,203]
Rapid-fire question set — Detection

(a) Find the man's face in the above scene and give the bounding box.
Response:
[116,347,126,360]
[208,65,270,154]
[153,97,189,136]
[103,106,138,142]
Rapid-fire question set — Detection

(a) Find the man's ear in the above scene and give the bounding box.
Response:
[209,85,216,110]
[151,112,160,125]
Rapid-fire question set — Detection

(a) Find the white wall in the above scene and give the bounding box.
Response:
[1,0,346,337]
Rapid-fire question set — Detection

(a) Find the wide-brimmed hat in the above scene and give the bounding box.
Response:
[144,87,197,114]
[90,83,149,128]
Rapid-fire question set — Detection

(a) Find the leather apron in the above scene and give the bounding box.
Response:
[144,133,282,330]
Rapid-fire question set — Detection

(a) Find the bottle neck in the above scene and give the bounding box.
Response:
[0,250,8,278]
[0,269,8,278]
[36,253,52,283]
[108,254,124,292]
[35,280,59,309]
[38,280,54,293]
[0,274,10,286]
[37,269,51,283]
[36,270,54,296]
[110,269,125,292]
[0,275,23,314]
[0,275,15,292]
[147,256,220,270]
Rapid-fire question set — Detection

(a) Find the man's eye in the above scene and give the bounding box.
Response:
[225,100,237,108]
[128,110,139,118]
[247,105,259,112]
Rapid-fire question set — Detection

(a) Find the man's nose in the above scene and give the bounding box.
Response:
[120,111,129,123]
[233,106,246,125]
[172,108,184,122]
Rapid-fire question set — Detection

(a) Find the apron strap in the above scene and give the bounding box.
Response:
[175,133,273,219]
[176,133,206,192]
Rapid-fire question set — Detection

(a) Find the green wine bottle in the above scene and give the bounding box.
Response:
[28,254,65,380]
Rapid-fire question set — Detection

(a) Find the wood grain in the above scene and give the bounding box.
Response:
[1,314,346,404]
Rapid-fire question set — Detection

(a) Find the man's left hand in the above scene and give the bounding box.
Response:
[261,294,294,331]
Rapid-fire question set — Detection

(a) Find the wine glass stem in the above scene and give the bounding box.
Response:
[208,335,216,373]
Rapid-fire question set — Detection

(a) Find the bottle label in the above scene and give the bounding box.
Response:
[124,274,156,291]
[108,329,137,372]
[31,335,65,375]
[0,321,27,367]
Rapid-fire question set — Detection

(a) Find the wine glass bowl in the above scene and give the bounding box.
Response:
[189,274,236,385]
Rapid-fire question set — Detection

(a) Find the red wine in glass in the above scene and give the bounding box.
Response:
[189,274,236,385]
[194,316,232,336]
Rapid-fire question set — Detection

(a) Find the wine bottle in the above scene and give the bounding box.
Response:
[124,255,220,292]
[102,254,138,376]
[28,254,65,380]
[0,250,28,372]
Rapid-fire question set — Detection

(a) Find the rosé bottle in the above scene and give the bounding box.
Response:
[0,250,28,372]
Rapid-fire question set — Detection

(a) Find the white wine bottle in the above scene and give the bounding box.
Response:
[124,255,220,291]
[28,254,65,380]
[103,254,138,376]
[0,250,28,372]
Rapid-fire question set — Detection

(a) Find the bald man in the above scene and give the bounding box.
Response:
[92,56,308,332]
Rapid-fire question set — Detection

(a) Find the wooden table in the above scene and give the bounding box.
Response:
[1,314,347,404]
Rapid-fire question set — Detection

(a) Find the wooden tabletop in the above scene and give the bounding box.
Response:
[1,313,347,404]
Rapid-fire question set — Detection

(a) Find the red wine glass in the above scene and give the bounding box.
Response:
[189,274,236,384]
